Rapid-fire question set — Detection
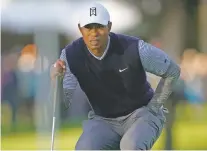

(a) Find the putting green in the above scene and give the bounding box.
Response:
[1,122,207,150]
[2,103,207,150]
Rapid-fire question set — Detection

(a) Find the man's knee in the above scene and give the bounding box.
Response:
[75,138,99,150]
[120,135,152,150]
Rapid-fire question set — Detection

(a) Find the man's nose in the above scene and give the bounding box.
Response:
[90,28,99,36]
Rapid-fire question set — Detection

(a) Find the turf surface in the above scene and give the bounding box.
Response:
[1,103,207,150]
[1,122,207,150]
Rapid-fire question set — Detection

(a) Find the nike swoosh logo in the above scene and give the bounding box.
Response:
[119,68,128,72]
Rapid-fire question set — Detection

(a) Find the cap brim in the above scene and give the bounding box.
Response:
[80,20,108,27]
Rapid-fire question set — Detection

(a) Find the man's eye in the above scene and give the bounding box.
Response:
[84,24,105,29]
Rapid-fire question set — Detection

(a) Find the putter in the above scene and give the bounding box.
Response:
[50,76,59,151]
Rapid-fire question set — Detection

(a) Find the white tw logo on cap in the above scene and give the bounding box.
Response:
[90,7,97,16]
[79,2,110,27]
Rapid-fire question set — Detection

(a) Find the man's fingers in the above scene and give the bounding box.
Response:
[63,68,66,73]
[54,60,66,74]
[58,60,66,69]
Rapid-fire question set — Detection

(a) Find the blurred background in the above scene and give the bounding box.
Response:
[1,0,207,150]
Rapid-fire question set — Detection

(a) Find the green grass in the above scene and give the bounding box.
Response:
[1,128,81,150]
[1,103,207,150]
[1,122,207,150]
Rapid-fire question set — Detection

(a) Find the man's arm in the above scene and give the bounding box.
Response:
[59,49,78,108]
[138,40,181,113]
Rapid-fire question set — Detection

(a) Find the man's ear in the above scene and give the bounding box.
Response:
[78,24,82,34]
[108,22,112,32]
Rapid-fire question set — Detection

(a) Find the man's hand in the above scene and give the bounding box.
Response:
[50,59,66,81]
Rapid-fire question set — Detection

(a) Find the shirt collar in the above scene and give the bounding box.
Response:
[88,36,110,60]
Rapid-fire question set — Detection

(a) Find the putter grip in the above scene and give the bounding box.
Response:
[52,76,59,115]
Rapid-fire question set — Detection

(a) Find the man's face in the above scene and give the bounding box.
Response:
[79,23,112,51]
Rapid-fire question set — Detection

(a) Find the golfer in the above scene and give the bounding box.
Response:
[51,2,180,150]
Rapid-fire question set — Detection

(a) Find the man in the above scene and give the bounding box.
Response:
[51,2,180,150]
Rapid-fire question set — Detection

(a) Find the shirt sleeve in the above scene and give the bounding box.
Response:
[60,49,78,89]
[138,40,181,113]
[59,49,78,108]
[138,40,171,77]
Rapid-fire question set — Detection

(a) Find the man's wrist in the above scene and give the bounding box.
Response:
[147,99,162,114]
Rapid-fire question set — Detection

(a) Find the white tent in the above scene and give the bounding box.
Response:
[1,0,142,38]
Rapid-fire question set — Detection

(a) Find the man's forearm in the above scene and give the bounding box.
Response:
[148,60,181,113]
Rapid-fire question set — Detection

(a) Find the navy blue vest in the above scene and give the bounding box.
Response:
[66,32,154,118]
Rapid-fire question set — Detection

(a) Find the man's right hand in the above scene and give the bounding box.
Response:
[50,59,66,80]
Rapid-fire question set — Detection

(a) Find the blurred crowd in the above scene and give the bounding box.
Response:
[180,49,207,105]
[1,45,38,128]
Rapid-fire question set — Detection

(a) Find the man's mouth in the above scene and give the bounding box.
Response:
[90,40,99,46]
